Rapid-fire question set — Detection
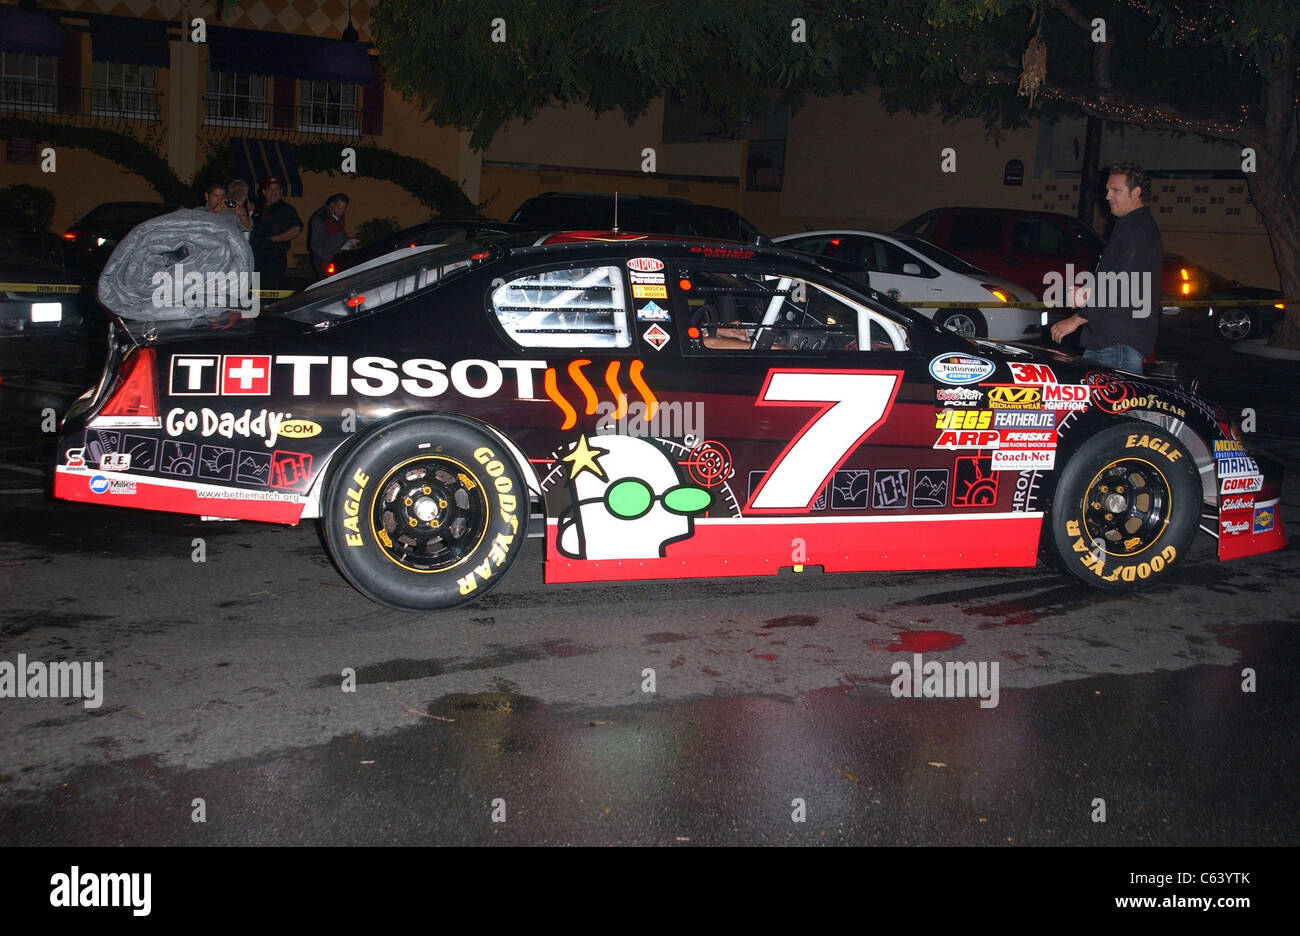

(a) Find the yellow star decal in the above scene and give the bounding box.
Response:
[562,435,609,480]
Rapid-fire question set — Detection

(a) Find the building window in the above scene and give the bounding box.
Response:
[0,53,57,113]
[298,80,360,135]
[91,61,158,119]
[204,71,267,128]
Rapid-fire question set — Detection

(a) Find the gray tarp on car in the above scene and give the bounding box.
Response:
[97,208,255,322]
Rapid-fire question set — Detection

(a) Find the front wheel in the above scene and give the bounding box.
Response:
[322,415,529,610]
[1215,307,1254,341]
[1049,423,1200,590]
[935,307,987,338]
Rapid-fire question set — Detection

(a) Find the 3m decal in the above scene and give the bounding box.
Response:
[985,385,1042,409]
[929,354,994,385]
[911,469,949,508]
[952,456,999,507]
[829,469,871,510]
[221,355,272,395]
[641,323,671,351]
[1008,362,1057,384]
[872,470,910,509]
[747,370,902,512]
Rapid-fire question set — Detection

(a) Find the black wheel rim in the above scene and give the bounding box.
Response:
[1081,458,1171,558]
[942,312,978,337]
[370,456,488,573]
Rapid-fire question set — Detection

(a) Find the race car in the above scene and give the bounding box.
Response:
[52,233,1286,610]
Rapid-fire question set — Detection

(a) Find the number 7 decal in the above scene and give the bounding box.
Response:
[746,370,903,512]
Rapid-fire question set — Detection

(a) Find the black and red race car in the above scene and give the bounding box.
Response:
[52,233,1286,609]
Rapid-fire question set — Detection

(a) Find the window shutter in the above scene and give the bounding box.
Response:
[272,76,295,129]
[361,78,384,135]
[58,32,81,114]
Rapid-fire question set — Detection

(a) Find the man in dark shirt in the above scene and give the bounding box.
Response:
[250,177,302,290]
[1051,162,1162,373]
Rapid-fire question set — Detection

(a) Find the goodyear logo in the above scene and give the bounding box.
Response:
[278,419,322,440]
[1254,505,1275,534]
[987,385,1042,409]
[935,409,992,430]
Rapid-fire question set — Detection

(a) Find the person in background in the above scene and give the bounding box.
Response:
[308,193,358,276]
[226,178,254,240]
[203,181,229,214]
[250,177,302,290]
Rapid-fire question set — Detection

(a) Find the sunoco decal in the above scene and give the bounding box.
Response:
[929,354,995,385]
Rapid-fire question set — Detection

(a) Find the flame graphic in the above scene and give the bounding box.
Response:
[544,359,657,430]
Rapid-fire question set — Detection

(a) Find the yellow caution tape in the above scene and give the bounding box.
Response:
[0,282,84,294]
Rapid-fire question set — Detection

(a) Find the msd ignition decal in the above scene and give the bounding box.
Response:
[929,353,995,386]
[169,354,550,401]
[746,370,902,513]
[554,434,711,560]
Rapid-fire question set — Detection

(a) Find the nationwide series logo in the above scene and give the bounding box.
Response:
[929,354,995,386]
[985,385,1042,409]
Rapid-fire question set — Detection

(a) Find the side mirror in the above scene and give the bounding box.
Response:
[902,262,921,275]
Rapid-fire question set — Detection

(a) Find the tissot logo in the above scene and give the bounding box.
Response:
[221,355,272,395]
[169,355,220,395]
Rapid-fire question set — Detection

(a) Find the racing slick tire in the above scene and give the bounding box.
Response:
[935,307,987,338]
[322,415,529,610]
[1049,422,1200,590]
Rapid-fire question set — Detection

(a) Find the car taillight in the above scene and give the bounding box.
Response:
[1275,302,1285,310]
[97,349,159,421]
[325,262,336,274]
[63,231,78,241]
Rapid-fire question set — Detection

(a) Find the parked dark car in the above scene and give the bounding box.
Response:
[325,218,529,276]
[511,192,764,242]
[0,250,83,335]
[63,201,182,278]
[52,233,1284,610]
[1159,254,1284,341]
[0,205,64,265]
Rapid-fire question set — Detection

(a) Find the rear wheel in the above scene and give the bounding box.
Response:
[322,415,528,610]
[1049,423,1200,589]
[935,307,987,338]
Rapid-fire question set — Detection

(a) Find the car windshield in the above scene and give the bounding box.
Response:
[895,235,988,275]
[265,241,499,324]
[75,204,174,230]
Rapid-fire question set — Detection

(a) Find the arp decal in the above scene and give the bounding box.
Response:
[872,470,909,509]
[952,456,999,507]
[830,469,871,510]
[929,354,995,386]
[747,370,902,512]
[545,359,658,430]
[933,429,1000,450]
[555,434,711,560]
[910,469,949,508]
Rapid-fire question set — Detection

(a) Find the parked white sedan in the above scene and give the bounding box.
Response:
[774,230,1040,341]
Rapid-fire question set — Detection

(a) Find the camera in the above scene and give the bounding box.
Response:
[225,200,236,209]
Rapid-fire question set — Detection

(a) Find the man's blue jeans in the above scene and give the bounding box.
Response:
[1083,344,1144,374]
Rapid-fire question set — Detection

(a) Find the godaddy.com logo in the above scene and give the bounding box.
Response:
[151,264,260,317]
[1043,264,1153,319]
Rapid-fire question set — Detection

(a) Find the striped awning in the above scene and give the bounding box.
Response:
[231,138,302,199]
